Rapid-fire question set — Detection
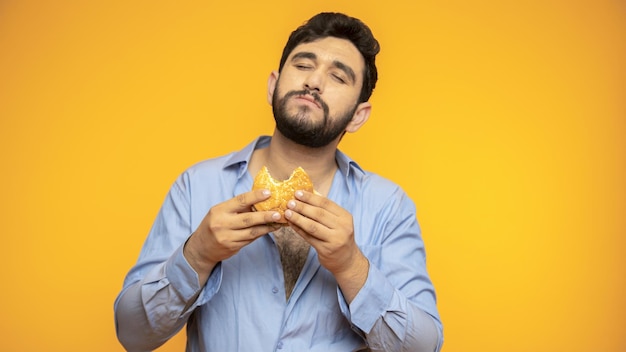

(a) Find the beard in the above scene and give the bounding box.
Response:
[272,86,357,148]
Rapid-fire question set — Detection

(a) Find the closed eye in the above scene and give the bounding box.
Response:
[331,74,347,84]
[294,63,313,70]
[290,52,317,71]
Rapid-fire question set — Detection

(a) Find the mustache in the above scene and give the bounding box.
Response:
[283,90,328,112]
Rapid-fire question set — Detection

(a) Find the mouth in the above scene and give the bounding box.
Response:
[294,94,322,109]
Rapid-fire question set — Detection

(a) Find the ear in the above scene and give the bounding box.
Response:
[267,70,279,105]
[345,102,372,133]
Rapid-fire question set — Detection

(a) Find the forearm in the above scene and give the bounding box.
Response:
[183,231,219,286]
[333,251,370,304]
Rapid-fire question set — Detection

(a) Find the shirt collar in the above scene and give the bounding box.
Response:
[335,148,363,181]
[224,135,365,187]
[223,136,270,179]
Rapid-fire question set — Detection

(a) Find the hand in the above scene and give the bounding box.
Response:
[284,190,369,301]
[184,189,282,284]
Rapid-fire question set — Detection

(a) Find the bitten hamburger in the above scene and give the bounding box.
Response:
[252,166,314,224]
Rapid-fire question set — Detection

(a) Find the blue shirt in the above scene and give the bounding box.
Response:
[115,136,443,352]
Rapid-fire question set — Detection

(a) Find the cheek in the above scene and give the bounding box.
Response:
[277,70,303,89]
[326,90,359,114]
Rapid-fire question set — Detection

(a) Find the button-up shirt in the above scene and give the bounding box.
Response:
[115,136,443,351]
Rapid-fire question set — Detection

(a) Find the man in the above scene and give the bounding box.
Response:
[115,12,443,352]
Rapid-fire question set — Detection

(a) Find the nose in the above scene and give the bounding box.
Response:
[303,69,324,93]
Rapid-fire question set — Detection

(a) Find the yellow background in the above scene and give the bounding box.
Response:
[1,1,624,351]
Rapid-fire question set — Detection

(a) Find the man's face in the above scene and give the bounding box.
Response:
[271,37,365,148]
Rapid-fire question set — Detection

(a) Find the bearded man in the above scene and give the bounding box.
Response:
[115,12,443,352]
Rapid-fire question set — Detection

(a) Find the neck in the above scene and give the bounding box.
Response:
[249,131,339,195]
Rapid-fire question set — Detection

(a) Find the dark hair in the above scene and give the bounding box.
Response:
[278,12,380,103]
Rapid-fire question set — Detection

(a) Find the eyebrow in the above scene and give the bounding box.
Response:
[290,51,357,85]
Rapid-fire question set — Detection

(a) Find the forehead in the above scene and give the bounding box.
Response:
[288,37,365,76]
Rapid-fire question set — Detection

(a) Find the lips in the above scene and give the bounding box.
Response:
[294,94,321,109]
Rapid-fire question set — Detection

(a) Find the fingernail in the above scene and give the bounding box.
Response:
[272,212,281,221]
[295,190,303,198]
[284,209,292,219]
[287,200,296,209]
[262,189,271,197]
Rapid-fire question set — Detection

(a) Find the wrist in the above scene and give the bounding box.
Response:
[183,233,217,283]
[333,251,369,303]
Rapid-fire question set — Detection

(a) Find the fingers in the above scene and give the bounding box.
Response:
[228,189,285,227]
[208,189,282,238]
[232,189,273,212]
[284,191,340,241]
[231,209,281,229]
[285,190,338,225]
[231,190,283,239]
[234,222,282,243]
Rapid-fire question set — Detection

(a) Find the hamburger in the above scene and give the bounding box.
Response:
[251,166,314,224]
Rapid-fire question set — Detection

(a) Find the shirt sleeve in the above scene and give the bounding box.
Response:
[338,189,444,352]
[113,172,223,351]
[340,265,443,352]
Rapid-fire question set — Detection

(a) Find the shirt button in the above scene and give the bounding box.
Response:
[272,287,279,294]
[277,341,283,349]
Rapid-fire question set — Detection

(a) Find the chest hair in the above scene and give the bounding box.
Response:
[274,227,310,301]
